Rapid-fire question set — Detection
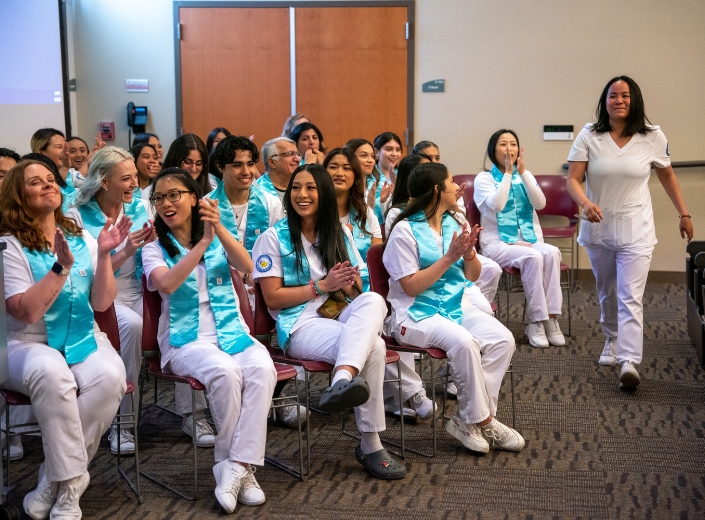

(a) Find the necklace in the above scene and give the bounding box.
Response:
[234,204,247,221]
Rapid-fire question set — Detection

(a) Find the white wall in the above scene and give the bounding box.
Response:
[67,0,704,271]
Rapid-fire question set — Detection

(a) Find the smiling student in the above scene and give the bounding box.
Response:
[142,168,276,514]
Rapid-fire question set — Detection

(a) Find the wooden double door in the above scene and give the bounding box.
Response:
[175,1,414,155]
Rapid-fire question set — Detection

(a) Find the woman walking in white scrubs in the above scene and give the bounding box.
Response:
[68,146,154,457]
[253,164,407,480]
[0,160,127,519]
[474,130,566,348]
[567,75,693,390]
[384,162,521,454]
[141,168,276,514]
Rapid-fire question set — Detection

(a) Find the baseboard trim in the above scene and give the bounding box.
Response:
[574,269,685,284]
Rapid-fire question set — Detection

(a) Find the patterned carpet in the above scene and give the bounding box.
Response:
[5,281,705,519]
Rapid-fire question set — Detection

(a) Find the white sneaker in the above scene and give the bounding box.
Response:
[275,400,310,428]
[182,416,216,448]
[50,471,89,520]
[479,417,525,451]
[599,338,617,366]
[23,463,58,520]
[446,382,458,397]
[620,361,640,390]
[409,392,436,420]
[525,321,549,348]
[2,433,23,460]
[238,465,265,506]
[445,414,489,453]
[543,317,565,347]
[213,460,245,514]
[383,397,417,419]
[108,428,135,456]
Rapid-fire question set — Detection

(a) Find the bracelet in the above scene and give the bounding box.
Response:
[463,250,477,261]
[314,280,323,296]
[309,279,319,298]
[679,214,692,219]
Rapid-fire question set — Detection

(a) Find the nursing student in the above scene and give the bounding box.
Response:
[0,160,127,519]
[252,164,407,480]
[142,168,276,514]
[372,133,402,223]
[130,143,159,198]
[68,147,153,456]
[474,129,565,348]
[290,122,325,165]
[384,162,522,453]
[567,75,693,390]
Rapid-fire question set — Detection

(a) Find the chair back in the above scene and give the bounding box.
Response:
[534,175,578,220]
[454,174,481,228]
[229,270,255,332]
[253,281,277,336]
[94,303,121,352]
[366,244,392,316]
[141,274,162,354]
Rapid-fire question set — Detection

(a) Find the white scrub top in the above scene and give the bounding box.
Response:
[567,124,670,249]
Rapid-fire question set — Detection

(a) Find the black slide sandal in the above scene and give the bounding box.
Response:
[354,446,407,480]
[319,376,370,414]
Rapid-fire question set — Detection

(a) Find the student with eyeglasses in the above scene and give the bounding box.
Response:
[142,168,276,513]
[159,133,219,202]
[258,137,302,202]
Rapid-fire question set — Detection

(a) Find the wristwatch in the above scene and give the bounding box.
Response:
[51,262,70,276]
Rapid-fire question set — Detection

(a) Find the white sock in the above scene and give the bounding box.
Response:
[360,432,383,454]
[331,369,353,386]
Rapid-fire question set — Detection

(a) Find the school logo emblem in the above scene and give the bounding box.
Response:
[76,172,85,180]
[79,270,87,277]
[256,254,272,272]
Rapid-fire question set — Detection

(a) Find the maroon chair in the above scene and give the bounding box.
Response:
[1,304,142,503]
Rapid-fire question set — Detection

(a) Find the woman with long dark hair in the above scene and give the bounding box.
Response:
[290,122,325,165]
[252,164,406,480]
[371,132,402,222]
[132,132,163,163]
[567,75,693,390]
[0,160,127,519]
[206,127,232,180]
[130,143,159,194]
[323,148,382,292]
[161,133,219,197]
[474,129,565,348]
[385,162,521,454]
[141,168,276,514]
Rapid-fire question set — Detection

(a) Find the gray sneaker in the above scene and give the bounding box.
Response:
[619,361,640,390]
[599,338,617,366]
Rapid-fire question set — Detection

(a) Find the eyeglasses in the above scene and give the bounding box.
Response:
[272,151,301,158]
[182,159,204,168]
[150,190,193,206]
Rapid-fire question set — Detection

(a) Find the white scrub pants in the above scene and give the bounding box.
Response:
[476,253,502,304]
[483,241,563,322]
[115,297,143,418]
[387,309,515,424]
[2,336,126,482]
[586,245,653,365]
[166,340,276,465]
[287,292,387,433]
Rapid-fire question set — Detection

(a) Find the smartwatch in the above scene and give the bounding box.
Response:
[51,262,70,276]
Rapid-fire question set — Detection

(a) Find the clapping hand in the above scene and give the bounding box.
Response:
[455,183,466,201]
[367,180,377,209]
[516,147,525,175]
[97,216,132,255]
[387,160,397,184]
[199,198,221,244]
[54,228,74,269]
[379,181,393,204]
[319,261,359,292]
[445,223,479,263]
[124,221,154,256]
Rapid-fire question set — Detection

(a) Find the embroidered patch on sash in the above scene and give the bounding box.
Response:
[359,232,365,238]
[256,254,272,273]
[216,278,223,285]
[79,270,87,277]
[401,326,406,336]
[255,229,261,235]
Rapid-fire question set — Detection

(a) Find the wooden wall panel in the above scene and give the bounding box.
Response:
[295,7,408,151]
[179,7,290,154]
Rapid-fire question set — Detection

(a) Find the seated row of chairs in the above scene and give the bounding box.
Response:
[686,241,705,365]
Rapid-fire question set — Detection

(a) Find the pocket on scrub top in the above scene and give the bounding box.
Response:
[614,202,644,248]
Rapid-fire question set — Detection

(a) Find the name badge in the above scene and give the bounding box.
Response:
[79,270,87,277]
[216,278,223,285]
[359,232,365,238]
[255,229,261,235]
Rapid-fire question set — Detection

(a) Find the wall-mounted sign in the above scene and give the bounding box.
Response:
[543,125,574,140]
[422,79,445,93]
[126,79,149,93]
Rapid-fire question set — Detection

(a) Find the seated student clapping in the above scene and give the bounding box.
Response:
[0,160,128,519]
[252,164,407,480]
[384,162,523,454]
[141,168,276,514]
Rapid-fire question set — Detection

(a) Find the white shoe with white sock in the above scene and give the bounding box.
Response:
[109,428,135,456]
[213,460,245,514]
[383,396,417,419]
[182,415,216,448]
[408,392,436,420]
[543,317,565,346]
[445,413,489,453]
[2,433,23,461]
[23,462,58,520]
[599,338,617,366]
[525,321,549,348]
[237,465,265,506]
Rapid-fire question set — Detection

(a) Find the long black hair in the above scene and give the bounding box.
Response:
[483,129,520,171]
[344,138,377,182]
[206,127,232,178]
[290,122,326,154]
[389,163,456,237]
[162,133,211,195]
[592,75,652,137]
[132,132,158,148]
[322,148,371,237]
[150,167,205,259]
[389,154,428,210]
[284,164,359,296]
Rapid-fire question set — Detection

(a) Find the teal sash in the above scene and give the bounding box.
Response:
[207,183,269,255]
[78,196,150,280]
[273,219,359,350]
[407,212,466,325]
[257,173,279,198]
[490,165,537,243]
[160,235,254,354]
[60,186,76,214]
[24,235,97,363]
[65,172,74,189]
[347,207,372,292]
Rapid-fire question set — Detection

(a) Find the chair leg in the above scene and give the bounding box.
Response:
[5,406,10,488]
[295,377,304,480]
[510,361,517,429]
[506,272,511,327]
[567,273,572,337]
[304,371,311,475]
[397,360,405,459]
[192,389,198,500]
[430,357,437,457]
